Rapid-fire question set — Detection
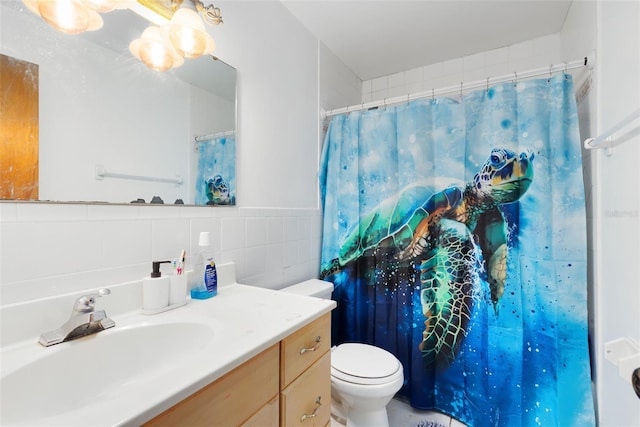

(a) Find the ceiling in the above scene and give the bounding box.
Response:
[281,0,573,81]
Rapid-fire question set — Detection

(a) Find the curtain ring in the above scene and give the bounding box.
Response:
[431,88,435,101]
[564,62,568,74]
[459,81,463,99]
[486,77,490,92]
[549,64,553,77]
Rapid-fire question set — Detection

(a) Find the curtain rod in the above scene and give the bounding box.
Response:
[194,129,236,142]
[583,108,640,151]
[321,54,595,118]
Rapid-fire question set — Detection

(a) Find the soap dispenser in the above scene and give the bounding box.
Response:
[143,260,171,313]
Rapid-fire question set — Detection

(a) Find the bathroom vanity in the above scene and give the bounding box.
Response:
[0,273,335,427]
[144,313,332,426]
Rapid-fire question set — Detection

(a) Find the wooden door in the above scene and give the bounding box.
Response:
[1,53,39,200]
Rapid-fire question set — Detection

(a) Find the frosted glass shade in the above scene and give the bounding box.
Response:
[130,25,184,72]
[82,0,118,13]
[23,0,103,34]
[167,7,215,59]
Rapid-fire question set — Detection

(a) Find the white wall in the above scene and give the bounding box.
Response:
[0,1,356,305]
[592,1,640,424]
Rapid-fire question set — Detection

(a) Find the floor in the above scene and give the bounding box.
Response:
[330,396,469,427]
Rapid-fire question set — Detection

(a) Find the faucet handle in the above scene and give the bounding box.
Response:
[72,288,111,314]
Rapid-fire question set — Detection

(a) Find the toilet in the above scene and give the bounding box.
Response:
[281,280,404,427]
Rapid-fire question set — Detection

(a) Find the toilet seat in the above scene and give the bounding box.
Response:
[331,343,402,385]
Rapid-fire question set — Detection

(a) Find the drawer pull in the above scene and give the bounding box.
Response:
[300,396,322,422]
[299,336,322,355]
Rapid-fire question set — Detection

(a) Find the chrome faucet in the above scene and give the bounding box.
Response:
[38,288,115,347]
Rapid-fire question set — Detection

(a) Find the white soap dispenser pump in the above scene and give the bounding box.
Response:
[142,260,171,313]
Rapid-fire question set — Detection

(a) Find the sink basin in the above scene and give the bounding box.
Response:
[1,321,216,425]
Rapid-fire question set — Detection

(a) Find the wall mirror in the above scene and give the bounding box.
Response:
[0,0,236,205]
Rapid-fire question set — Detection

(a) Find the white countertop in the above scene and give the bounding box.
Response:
[0,283,336,426]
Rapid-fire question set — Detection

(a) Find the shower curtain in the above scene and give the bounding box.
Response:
[195,133,236,205]
[319,75,595,426]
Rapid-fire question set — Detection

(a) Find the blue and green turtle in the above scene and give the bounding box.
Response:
[322,148,535,367]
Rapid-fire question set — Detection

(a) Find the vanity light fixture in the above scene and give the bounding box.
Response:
[165,0,216,59]
[22,0,127,35]
[129,0,221,71]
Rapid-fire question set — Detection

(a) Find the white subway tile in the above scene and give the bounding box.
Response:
[485,47,509,66]
[442,57,464,76]
[220,217,246,251]
[16,202,88,222]
[371,88,388,103]
[464,52,485,71]
[371,75,388,92]
[534,34,561,56]
[101,220,151,267]
[266,243,285,270]
[405,67,423,85]
[284,216,300,242]
[509,39,535,61]
[423,62,443,80]
[150,218,190,262]
[244,245,267,278]
[388,71,405,89]
[267,217,284,244]
[1,221,101,283]
[0,203,17,222]
[361,79,372,95]
[246,217,267,247]
[88,204,141,220]
[388,85,408,98]
[405,82,424,96]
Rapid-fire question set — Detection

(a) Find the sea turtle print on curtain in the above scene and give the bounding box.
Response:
[320,75,595,426]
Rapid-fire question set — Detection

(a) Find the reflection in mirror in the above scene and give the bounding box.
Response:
[0,0,236,205]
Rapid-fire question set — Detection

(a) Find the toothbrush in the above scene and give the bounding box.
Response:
[177,250,186,275]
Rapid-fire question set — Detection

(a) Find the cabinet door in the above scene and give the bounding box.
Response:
[280,351,331,427]
[144,344,279,427]
[242,396,279,427]
[280,313,331,388]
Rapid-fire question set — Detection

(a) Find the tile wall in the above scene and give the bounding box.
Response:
[362,34,563,103]
[0,202,322,306]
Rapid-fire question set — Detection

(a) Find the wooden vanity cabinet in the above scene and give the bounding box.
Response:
[144,343,280,427]
[280,313,331,427]
[144,313,332,427]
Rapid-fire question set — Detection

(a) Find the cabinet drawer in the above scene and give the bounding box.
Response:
[280,313,331,387]
[144,344,279,427]
[280,351,331,427]
[242,395,279,427]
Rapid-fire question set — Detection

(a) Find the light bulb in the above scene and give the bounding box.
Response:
[37,0,89,34]
[23,0,103,34]
[167,7,215,59]
[130,25,184,72]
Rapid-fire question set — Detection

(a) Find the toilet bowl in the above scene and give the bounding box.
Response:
[281,280,404,427]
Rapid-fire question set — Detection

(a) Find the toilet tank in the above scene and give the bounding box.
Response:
[281,279,334,299]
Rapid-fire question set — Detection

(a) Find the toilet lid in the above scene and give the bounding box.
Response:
[331,343,401,383]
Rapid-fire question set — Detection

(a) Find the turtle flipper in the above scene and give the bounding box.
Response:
[487,243,507,313]
[320,258,341,279]
[418,219,479,370]
[475,207,508,313]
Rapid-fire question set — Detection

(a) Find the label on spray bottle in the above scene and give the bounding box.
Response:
[203,256,218,296]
